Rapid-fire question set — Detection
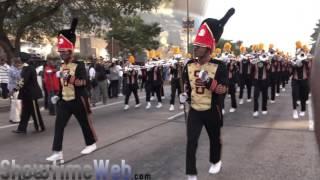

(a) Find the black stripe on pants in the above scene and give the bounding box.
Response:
[18,99,45,131]
[291,79,308,111]
[229,83,237,108]
[52,98,97,151]
[270,74,277,101]
[239,75,252,100]
[145,83,162,102]
[170,79,182,105]
[186,107,222,175]
[125,84,140,105]
[254,80,268,112]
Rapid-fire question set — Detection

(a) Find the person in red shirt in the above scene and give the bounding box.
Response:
[44,57,60,115]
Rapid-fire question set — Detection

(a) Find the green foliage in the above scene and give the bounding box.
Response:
[106,16,161,55]
[0,0,165,58]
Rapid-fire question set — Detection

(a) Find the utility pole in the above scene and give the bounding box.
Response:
[111,36,114,61]
[187,0,190,54]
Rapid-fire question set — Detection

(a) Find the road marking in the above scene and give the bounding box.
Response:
[308,99,314,131]
[168,111,184,120]
[0,124,23,129]
[0,96,146,130]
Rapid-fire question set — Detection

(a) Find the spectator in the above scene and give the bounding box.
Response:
[43,56,60,115]
[92,59,108,105]
[116,60,124,96]
[108,62,120,98]
[88,61,97,106]
[0,57,10,99]
[8,57,23,123]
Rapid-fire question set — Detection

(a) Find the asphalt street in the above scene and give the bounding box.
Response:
[0,86,319,180]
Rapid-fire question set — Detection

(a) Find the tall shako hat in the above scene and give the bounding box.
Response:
[57,18,78,52]
[193,8,235,52]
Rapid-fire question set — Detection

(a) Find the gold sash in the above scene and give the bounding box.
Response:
[60,63,78,101]
[187,62,218,111]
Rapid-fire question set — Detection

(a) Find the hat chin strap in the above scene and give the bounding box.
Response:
[196,50,211,65]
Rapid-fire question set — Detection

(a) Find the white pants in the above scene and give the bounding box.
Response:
[9,92,21,122]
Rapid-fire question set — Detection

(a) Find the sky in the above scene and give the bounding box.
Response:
[204,0,320,54]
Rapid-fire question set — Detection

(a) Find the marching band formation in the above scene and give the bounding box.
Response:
[5,7,314,180]
[120,41,313,120]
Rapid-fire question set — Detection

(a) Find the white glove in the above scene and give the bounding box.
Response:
[179,93,188,104]
[51,96,60,105]
[198,70,209,82]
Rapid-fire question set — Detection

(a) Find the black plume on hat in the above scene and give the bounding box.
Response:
[201,8,235,42]
[58,18,78,45]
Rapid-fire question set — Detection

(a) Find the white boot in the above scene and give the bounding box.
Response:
[135,103,141,108]
[146,102,151,109]
[156,102,163,109]
[179,104,184,110]
[46,151,63,162]
[81,143,97,155]
[169,104,175,111]
[209,161,222,174]
[187,175,197,180]
[253,111,259,117]
[299,111,305,117]
[262,111,268,115]
[270,100,275,104]
[222,109,225,115]
[293,110,299,119]
[229,108,236,113]
[282,88,286,92]
[246,99,252,103]
[276,93,280,97]
[239,99,244,105]
[150,96,155,101]
[124,105,129,110]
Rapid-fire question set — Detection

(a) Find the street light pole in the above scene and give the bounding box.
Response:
[187,0,190,54]
[111,36,114,61]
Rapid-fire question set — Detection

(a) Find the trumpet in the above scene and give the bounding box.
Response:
[250,53,269,65]
[291,51,309,67]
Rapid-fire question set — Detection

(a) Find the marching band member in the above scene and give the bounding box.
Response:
[280,53,290,92]
[252,44,270,117]
[223,42,238,112]
[169,59,184,111]
[290,42,311,119]
[145,61,163,109]
[46,18,97,162]
[123,66,141,110]
[269,44,281,103]
[181,8,234,180]
[12,53,45,133]
[238,46,253,104]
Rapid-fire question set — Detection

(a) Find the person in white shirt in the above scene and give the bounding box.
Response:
[0,57,10,99]
[8,57,23,123]
[88,63,97,106]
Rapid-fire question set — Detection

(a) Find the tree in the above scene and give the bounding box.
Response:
[0,0,165,60]
[106,16,161,56]
[311,19,320,54]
